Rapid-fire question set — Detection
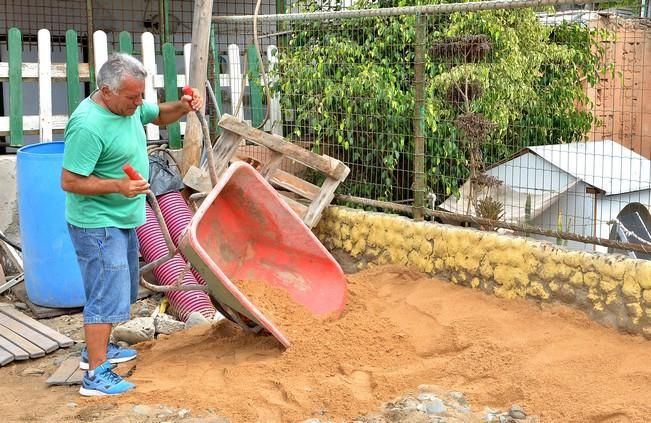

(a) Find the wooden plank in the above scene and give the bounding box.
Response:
[270,168,320,201]
[228,44,243,119]
[119,31,133,55]
[259,151,283,180]
[48,357,136,385]
[152,73,187,89]
[0,115,68,136]
[0,332,29,360]
[65,30,81,114]
[266,45,282,136]
[304,176,340,228]
[246,44,264,128]
[218,115,350,180]
[66,367,86,385]
[38,29,53,142]
[184,43,191,87]
[278,192,308,219]
[0,346,13,366]
[163,43,181,149]
[182,0,214,173]
[0,325,44,358]
[0,313,58,354]
[8,27,23,147]
[0,62,91,81]
[46,356,81,385]
[211,131,243,178]
[93,30,108,83]
[0,304,74,347]
[11,282,82,319]
[141,32,159,141]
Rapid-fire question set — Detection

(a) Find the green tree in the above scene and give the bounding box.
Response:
[274,0,610,201]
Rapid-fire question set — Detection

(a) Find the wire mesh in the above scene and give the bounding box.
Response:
[212,0,651,254]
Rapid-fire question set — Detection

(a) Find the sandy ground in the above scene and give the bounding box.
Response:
[3,265,651,422]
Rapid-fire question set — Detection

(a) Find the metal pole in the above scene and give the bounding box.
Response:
[86,0,94,88]
[334,194,651,255]
[412,13,425,221]
[214,0,611,23]
[159,0,169,45]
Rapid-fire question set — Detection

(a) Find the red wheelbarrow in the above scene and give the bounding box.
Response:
[136,161,347,348]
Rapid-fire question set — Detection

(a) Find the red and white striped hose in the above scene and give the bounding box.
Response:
[157,192,208,286]
[136,203,215,322]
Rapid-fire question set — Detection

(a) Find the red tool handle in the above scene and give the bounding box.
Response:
[122,164,142,181]
[182,85,193,98]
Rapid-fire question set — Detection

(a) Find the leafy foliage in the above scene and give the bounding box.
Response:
[274,0,611,201]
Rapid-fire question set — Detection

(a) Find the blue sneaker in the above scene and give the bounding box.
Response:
[80,343,137,370]
[79,361,135,396]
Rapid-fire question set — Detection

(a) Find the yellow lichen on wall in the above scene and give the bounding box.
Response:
[622,275,641,301]
[314,206,651,339]
[527,282,550,300]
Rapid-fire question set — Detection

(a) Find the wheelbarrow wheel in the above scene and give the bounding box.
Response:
[210,297,264,334]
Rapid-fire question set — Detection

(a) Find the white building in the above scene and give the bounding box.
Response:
[439,140,651,254]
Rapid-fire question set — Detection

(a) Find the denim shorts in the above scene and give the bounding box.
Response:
[67,224,140,325]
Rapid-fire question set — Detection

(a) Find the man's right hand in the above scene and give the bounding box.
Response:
[118,177,150,198]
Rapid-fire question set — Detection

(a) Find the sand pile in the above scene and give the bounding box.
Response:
[116,265,651,422]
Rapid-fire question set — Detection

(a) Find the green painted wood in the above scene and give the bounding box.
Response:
[246,44,264,128]
[162,43,181,149]
[209,23,223,135]
[119,31,133,55]
[65,30,81,114]
[8,28,23,146]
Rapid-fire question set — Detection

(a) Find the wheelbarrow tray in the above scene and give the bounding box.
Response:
[178,161,347,347]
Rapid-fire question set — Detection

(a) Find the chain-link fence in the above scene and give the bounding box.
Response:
[212,0,651,256]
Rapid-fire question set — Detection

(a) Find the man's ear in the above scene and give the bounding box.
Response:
[99,85,113,97]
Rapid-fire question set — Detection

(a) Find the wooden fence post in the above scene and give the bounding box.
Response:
[8,28,23,147]
[119,31,133,55]
[38,29,53,142]
[163,43,182,149]
[141,32,159,141]
[246,44,264,128]
[181,0,214,174]
[65,30,81,114]
[93,30,108,84]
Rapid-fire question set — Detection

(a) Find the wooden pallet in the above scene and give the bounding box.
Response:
[0,304,73,366]
[212,114,350,228]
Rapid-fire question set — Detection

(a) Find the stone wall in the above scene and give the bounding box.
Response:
[314,206,651,338]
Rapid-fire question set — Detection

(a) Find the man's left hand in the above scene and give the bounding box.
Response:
[181,87,203,112]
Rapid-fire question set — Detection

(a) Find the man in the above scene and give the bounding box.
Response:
[61,53,202,396]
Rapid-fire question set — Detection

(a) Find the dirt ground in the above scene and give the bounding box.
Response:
[3,265,651,422]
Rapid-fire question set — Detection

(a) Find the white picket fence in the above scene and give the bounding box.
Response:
[0,28,282,145]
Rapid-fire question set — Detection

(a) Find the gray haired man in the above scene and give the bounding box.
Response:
[61,53,202,396]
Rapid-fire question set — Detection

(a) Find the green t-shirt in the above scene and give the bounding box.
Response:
[63,96,159,229]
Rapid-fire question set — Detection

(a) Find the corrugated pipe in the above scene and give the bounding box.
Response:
[137,203,215,322]
[157,192,209,287]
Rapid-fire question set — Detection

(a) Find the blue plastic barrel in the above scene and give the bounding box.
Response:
[17,142,85,308]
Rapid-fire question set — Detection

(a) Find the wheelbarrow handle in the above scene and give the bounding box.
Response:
[122,163,142,181]
[122,163,178,278]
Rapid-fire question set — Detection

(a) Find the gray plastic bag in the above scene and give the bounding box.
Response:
[148,154,184,197]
